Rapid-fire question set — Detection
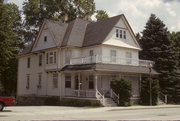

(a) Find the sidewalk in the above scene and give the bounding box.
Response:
[107,104,180,111]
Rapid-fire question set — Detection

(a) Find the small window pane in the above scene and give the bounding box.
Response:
[119,30,122,38]
[38,73,42,89]
[44,36,47,42]
[26,74,30,89]
[27,57,30,68]
[39,55,42,66]
[46,53,49,64]
[116,29,119,38]
[54,52,56,63]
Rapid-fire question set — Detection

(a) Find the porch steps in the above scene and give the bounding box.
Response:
[104,98,117,107]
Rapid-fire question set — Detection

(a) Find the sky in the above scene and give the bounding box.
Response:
[5,0,180,33]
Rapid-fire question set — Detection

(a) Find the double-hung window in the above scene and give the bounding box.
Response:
[53,73,58,88]
[46,51,56,65]
[26,74,30,89]
[110,50,116,63]
[116,28,126,39]
[126,52,132,64]
[65,75,71,88]
[65,50,72,64]
[39,54,42,66]
[27,57,30,68]
[38,73,42,89]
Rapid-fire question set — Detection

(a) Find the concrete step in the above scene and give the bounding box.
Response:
[104,98,117,107]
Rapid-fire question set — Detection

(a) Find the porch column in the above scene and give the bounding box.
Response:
[95,74,98,91]
[78,73,81,97]
[139,74,142,94]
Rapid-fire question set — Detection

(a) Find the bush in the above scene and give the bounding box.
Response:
[141,77,159,105]
[111,78,132,106]
[44,97,59,106]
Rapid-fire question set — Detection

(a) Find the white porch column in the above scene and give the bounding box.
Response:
[78,73,81,97]
[95,74,98,90]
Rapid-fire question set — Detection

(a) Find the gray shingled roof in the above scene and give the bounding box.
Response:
[83,15,122,47]
[18,44,33,55]
[19,14,129,55]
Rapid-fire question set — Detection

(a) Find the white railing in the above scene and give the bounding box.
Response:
[159,92,168,104]
[96,89,105,106]
[70,55,154,67]
[110,89,119,105]
[65,89,95,98]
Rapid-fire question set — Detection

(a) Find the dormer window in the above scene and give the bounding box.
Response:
[116,28,126,39]
[44,36,47,42]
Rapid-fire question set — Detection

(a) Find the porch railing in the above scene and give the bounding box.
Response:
[70,55,154,67]
[110,89,119,105]
[159,92,168,104]
[65,89,95,98]
[96,89,105,106]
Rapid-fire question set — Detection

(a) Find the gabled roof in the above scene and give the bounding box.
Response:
[83,15,122,47]
[19,14,140,55]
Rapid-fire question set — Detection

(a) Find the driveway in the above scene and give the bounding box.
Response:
[0,105,180,120]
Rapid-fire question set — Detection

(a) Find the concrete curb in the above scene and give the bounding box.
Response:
[108,105,180,111]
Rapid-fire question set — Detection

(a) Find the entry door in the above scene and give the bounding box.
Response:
[101,76,110,91]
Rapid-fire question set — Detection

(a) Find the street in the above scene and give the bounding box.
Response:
[0,105,180,120]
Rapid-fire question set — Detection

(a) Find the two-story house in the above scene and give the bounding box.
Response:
[17,14,158,106]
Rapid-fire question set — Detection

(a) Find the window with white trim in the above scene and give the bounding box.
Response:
[46,51,57,65]
[26,74,30,89]
[65,75,71,88]
[53,73,58,88]
[65,50,72,64]
[116,28,127,39]
[38,73,42,89]
[126,52,132,64]
[110,50,116,62]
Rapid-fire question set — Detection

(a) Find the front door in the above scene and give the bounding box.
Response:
[101,75,110,96]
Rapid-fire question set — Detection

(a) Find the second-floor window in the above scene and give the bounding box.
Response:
[110,50,116,62]
[65,50,72,64]
[46,51,56,65]
[39,54,42,66]
[126,52,132,64]
[27,57,30,68]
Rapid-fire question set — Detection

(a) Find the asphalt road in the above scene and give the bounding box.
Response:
[0,106,180,120]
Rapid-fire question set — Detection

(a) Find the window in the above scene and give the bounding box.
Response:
[49,52,54,64]
[110,50,116,62]
[38,73,42,89]
[115,28,126,39]
[124,31,126,39]
[126,52,132,64]
[89,50,94,62]
[26,74,30,89]
[65,50,72,64]
[65,75,71,88]
[116,29,119,37]
[53,73,58,88]
[46,53,49,64]
[44,36,47,42]
[54,52,56,63]
[119,30,122,38]
[27,57,30,68]
[39,54,42,66]
[89,75,94,89]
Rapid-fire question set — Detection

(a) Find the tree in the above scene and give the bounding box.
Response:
[95,10,109,21]
[111,78,132,106]
[140,14,178,103]
[0,3,23,95]
[141,77,159,105]
[23,0,96,43]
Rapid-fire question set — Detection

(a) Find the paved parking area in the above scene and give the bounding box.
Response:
[0,105,180,120]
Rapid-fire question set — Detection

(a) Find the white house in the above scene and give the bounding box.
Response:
[17,14,158,106]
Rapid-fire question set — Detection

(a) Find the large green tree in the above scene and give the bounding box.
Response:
[0,2,23,94]
[95,10,109,21]
[23,0,96,43]
[140,14,178,103]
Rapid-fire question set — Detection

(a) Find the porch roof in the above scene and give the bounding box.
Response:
[61,63,159,75]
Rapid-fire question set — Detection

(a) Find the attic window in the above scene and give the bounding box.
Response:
[116,28,126,39]
[44,36,47,42]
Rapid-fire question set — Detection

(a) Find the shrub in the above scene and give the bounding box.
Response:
[141,77,159,105]
[111,78,132,106]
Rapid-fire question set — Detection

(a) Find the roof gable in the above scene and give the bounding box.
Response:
[83,15,122,47]
[103,15,141,50]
